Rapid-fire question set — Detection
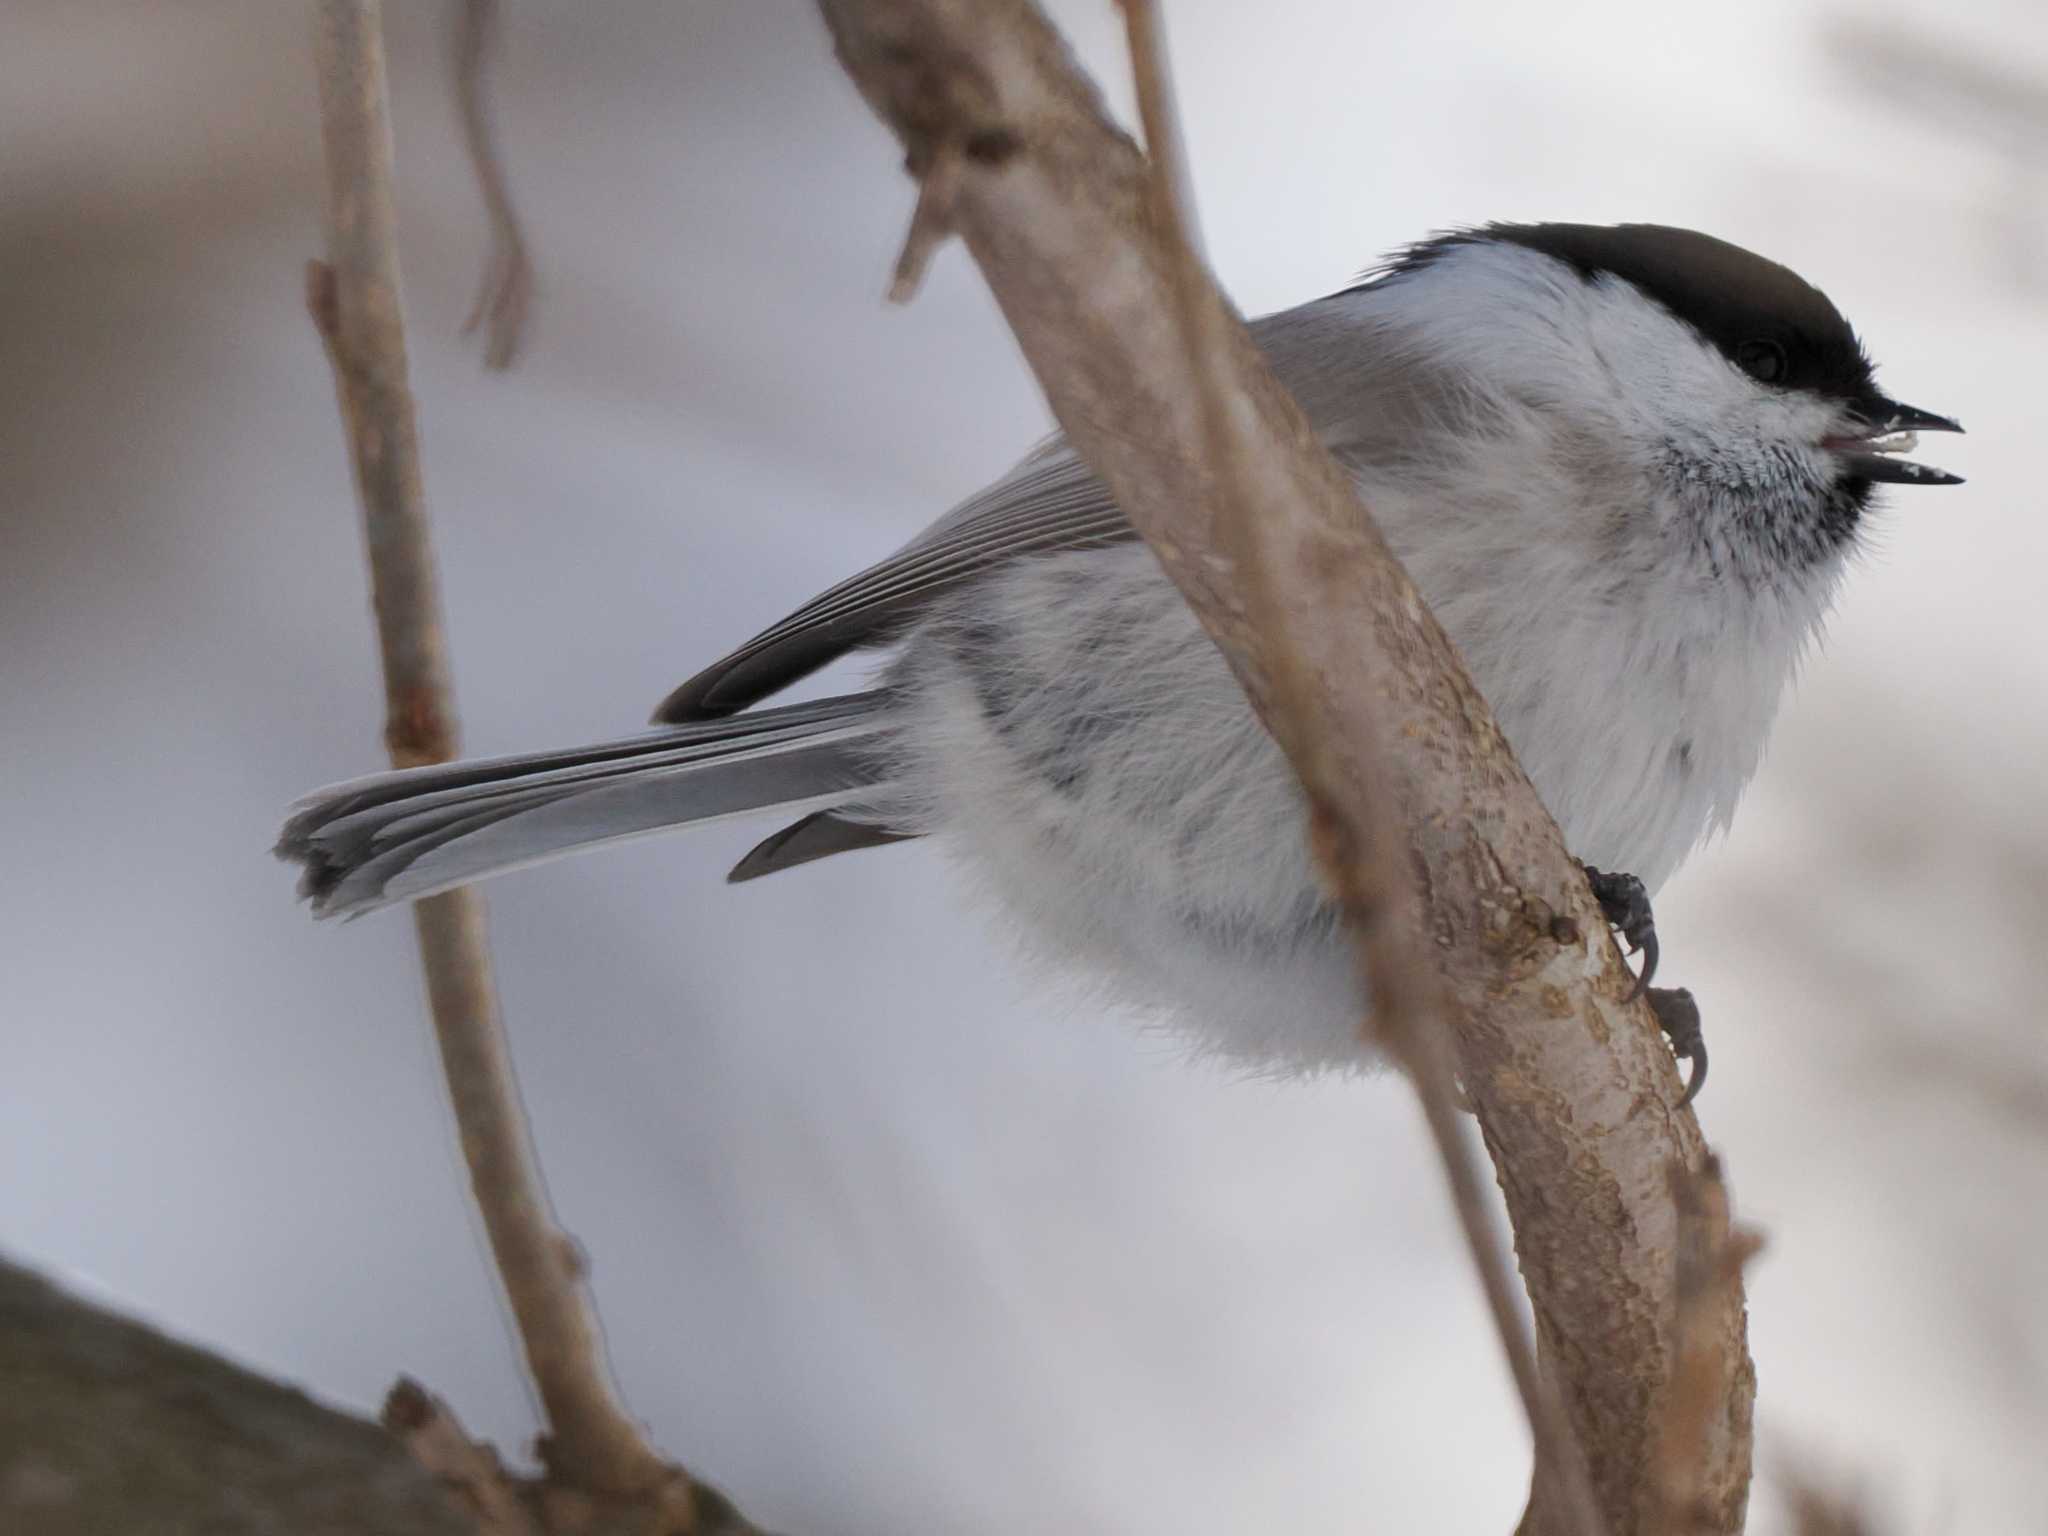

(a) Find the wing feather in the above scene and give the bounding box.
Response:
[654,446,1131,721]
[650,299,1414,725]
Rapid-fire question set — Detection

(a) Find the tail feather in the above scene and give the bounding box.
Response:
[297,694,875,827]
[278,692,891,916]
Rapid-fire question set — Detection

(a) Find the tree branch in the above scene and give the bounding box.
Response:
[812,3,1754,1531]
[1110,3,1601,1528]
[307,6,759,1529]
[450,0,534,368]
[0,1258,468,1536]
[1654,1158,1764,1534]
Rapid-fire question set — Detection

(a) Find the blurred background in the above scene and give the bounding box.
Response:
[3,2,2043,1531]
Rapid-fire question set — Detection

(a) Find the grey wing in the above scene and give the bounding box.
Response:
[651,300,1404,724]
[653,440,1133,721]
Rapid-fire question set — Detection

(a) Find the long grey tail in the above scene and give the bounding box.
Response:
[277,692,891,917]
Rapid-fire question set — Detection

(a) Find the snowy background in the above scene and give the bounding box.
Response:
[3,2,2044,1531]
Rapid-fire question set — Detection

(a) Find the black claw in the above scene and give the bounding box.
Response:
[1629,928,1658,1002]
[1583,864,1658,993]
[1581,864,1704,1101]
[1648,986,1707,1105]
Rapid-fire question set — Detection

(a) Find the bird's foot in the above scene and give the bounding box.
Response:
[1647,986,1707,1106]
[1582,864,1658,996]
[1581,865,1706,1102]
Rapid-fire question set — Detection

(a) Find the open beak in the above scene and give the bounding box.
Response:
[1827,399,1966,486]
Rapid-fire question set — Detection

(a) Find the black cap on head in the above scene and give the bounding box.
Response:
[1385,222,1880,409]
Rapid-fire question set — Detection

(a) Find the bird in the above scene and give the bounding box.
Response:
[278,222,1964,1095]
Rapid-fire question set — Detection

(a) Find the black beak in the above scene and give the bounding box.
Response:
[1831,397,1966,486]
[1866,400,1965,437]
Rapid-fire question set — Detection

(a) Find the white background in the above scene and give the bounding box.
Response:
[3,3,2043,1531]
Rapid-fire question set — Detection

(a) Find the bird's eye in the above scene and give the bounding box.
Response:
[1735,340,1787,384]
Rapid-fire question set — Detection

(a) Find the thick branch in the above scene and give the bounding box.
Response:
[309,5,739,1525]
[0,1255,767,1536]
[1111,4,1599,1528]
[0,1258,467,1536]
[814,3,1753,1532]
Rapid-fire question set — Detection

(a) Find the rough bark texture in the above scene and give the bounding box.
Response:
[812,4,1755,1532]
[0,1257,469,1536]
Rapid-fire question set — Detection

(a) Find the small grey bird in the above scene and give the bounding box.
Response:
[279,223,1963,1091]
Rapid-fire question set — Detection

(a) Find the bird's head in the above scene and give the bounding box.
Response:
[1369,222,1964,585]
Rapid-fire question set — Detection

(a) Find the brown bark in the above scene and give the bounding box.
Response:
[812,3,1755,1531]
[0,1258,467,1536]
[308,5,762,1529]
[0,1256,769,1536]
[450,0,533,369]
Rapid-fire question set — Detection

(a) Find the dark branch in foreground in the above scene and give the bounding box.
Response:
[0,1255,769,1536]
[0,1257,465,1536]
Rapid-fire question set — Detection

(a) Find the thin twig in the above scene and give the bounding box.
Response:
[888,142,964,303]
[308,2,715,1519]
[1654,1158,1764,1535]
[452,0,534,368]
[384,1379,543,1536]
[1113,4,1605,1529]
[1783,1477,1882,1536]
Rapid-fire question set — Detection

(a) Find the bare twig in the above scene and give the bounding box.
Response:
[1872,1032,2048,1140]
[384,1380,543,1536]
[1783,1477,1882,1536]
[888,141,964,303]
[1826,16,2048,146]
[814,3,1753,1531]
[451,0,533,368]
[309,7,751,1529]
[1111,4,1602,1530]
[0,1258,471,1535]
[1654,1158,1764,1534]
[382,1380,771,1536]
